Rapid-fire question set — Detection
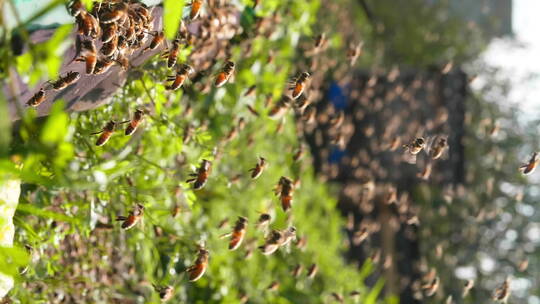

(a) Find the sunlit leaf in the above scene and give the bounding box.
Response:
[163,0,186,40]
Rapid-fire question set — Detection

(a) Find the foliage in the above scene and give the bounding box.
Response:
[0,0,388,303]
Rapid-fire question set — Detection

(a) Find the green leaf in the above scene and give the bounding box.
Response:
[163,0,186,40]
[365,279,385,304]
[40,101,68,145]
[0,246,29,277]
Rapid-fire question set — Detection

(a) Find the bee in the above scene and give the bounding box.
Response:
[291,264,303,277]
[48,71,80,91]
[266,281,280,292]
[329,111,345,128]
[330,292,344,303]
[186,247,209,282]
[462,279,474,297]
[519,152,538,175]
[347,41,364,66]
[293,145,304,162]
[76,41,97,74]
[100,35,118,57]
[428,136,448,160]
[220,216,248,250]
[314,32,326,51]
[244,85,257,97]
[101,2,128,24]
[26,88,46,107]
[421,276,440,297]
[255,212,271,230]
[189,0,203,20]
[302,105,316,124]
[307,263,318,279]
[246,105,260,117]
[417,162,432,180]
[186,159,212,190]
[101,23,117,43]
[258,226,296,255]
[69,0,84,17]
[274,176,294,211]
[492,278,510,302]
[124,109,145,136]
[269,96,291,118]
[166,64,194,90]
[248,157,267,179]
[91,120,120,146]
[214,61,235,87]
[153,285,174,302]
[93,58,114,75]
[165,38,182,68]
[76,11,100,38]
[115,203,144,230]
[402,137,426,164]
[289,72,310,99]
[144,31,165,52]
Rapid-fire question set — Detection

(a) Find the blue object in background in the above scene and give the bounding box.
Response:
[327,82,348,110]
[329,146,346,164]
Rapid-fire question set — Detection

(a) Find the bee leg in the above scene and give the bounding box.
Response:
[115,216,127,221]
[186,178,196,183]
[90,130,104,135]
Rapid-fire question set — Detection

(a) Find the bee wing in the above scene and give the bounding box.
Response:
[402,151,417,164]
[423,136,436,156]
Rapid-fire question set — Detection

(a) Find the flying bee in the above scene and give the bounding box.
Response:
[330,292,344,303]
[289,72,310,99]
[246,104,260,117]
[519,152,538,175]
[428,136,448,160]
[48,71,80,91]
[220,216,248,250]
[153,285,174,302]
[144,31,165,52]
[93,58,114,75]
[422,276,440,297]
[186,159,212,190]
[329,111,345,128]
[302,105,316,124]
[244,85,257,97]
[26,88,46,107]
[269,96,291,118]
[274,176,294,211]
[214,61,235,87]
[293,146,304,162]
[186,247,209,282]
[307,263,318,279]
[259,226,296,255]
[164,38,182,68]
[101,2,128,24]
[492,278,510,303]
[115,203,144,230]
[347,41,364,66]
[166,64,194,90]
[266,281,280,292]
[402,137,426,164]
[294,94,311,113]
[462,279,474,297]
[91,120,121,146]
[189,0,203,20]
[124,109,145,136]
[255,212,271,230]
[291,264,303,277]
[314,32,327,52]
[248,157,267,179]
